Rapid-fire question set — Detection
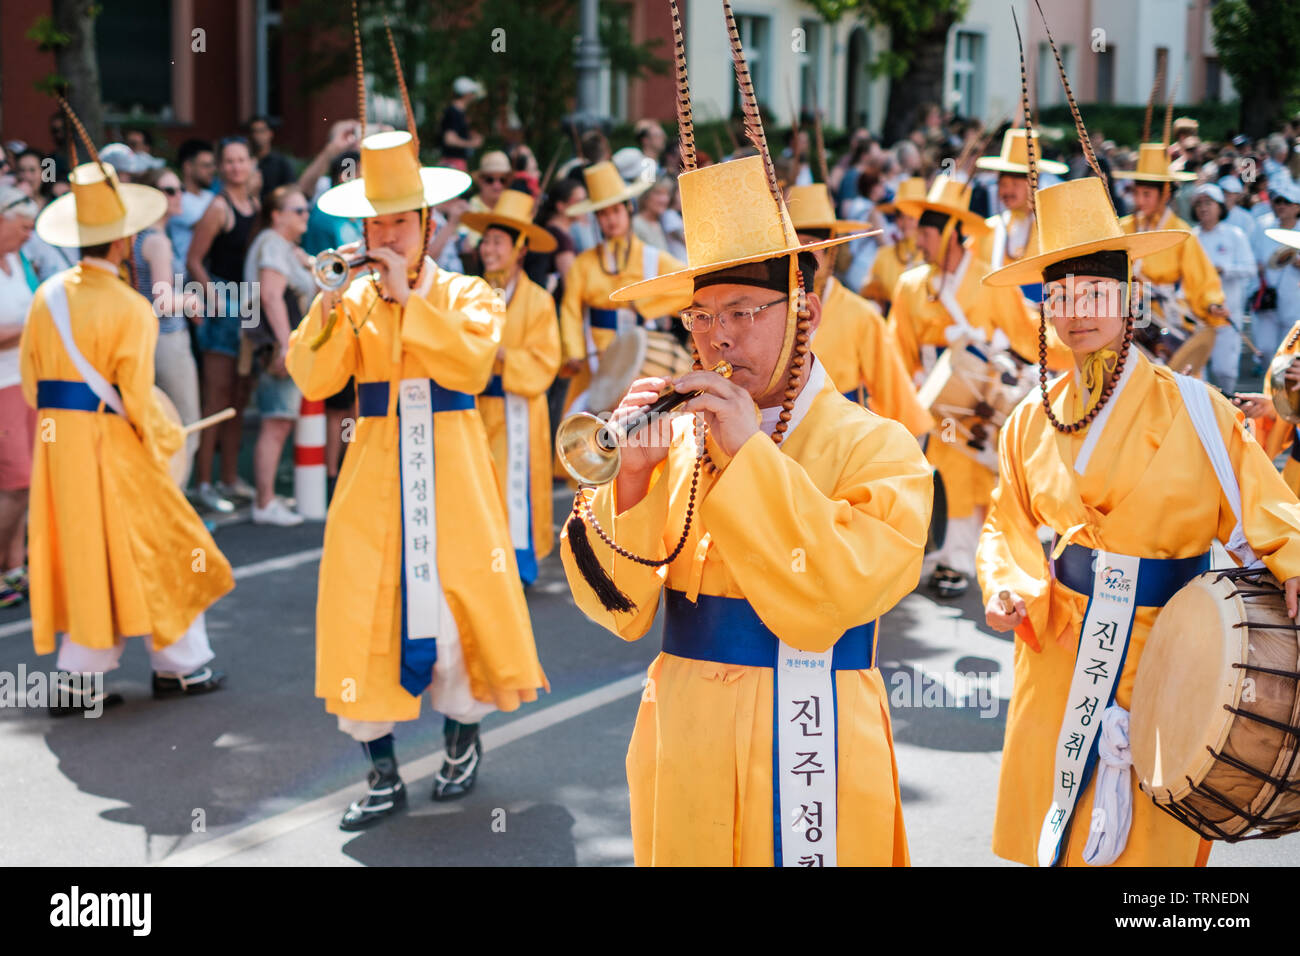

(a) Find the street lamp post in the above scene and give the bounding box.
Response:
[575,0,603,117]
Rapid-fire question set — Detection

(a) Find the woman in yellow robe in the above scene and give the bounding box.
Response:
[462,191,563,582]
[21,152,233,710]
[977,176,1300,867]
[557,161,690,421]
[286,130,546,829]
[559,118,932,864]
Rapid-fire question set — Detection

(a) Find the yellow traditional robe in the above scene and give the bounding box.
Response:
[813,277,933,438]
[477,272,562,565]
[1260,320,1300,493]
[1121,209,1227,326]
[977,351,1300,866]
[860,235,919,312]
[19,263,234,653]
[889,253,1072,519]
[560,373,933,866]
[557,235,690,415]
[286,262,547,722]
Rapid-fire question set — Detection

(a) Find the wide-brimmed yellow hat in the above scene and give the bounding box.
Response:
[1112,143,1196,183]
[878,177,927,215]
[566,161,653,216]
[317,131,471,218]
[975,128,1069,176]
[459,188,556,252]
[894,174,992,236]
[786,183,870,234]
[35,160,166,248]
[983,176,1188,287]
[610,155,869,303]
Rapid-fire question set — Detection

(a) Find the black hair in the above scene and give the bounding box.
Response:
[216,136,251,160]
[329,149,360,185]
[80,241,115,259]
[535,176,585,224]
[177,139,214,166]
[125,126,153,148]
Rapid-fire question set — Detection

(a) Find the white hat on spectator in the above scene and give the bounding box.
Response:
[453,76,484,98]
[99,142,164,176]
[1218,176,1245,195]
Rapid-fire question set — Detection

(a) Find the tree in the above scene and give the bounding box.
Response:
[27,0,105,144]
[1212,0,1300,137]
[803,0,970,143]
[288,0,665,165]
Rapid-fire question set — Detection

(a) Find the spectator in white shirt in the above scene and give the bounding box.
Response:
[1192,183,1256,395]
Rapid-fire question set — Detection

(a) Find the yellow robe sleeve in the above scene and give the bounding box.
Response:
[500,285,561,398]
[286,290,359,400]
[976,402,1052,651]
[110,293,183,465]
[1212,393,1300,578]
[559,256,588,362]
[888,280,923,380]
[1182,233,1228,324]
[402,274,502,394]
[560,460,675,641]
[861,306,934,437]
[701,424,932,652]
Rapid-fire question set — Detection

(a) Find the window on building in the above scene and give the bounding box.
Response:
[1205,57,1222,103]
[731,15,772,115]
[1154,45,1169,98]
[95,0,172,118]
[257,0,284,123]
[951,30,985,119]
[1037,41,1075,107]
[1097,45,1116,104]
[798,19,822,116]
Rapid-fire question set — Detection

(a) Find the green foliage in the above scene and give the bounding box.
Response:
[1211,0,1300,97]
[287,0,666,165]
[801,0,970,78]
[25,15,71,52]
[1036,101,1242,148]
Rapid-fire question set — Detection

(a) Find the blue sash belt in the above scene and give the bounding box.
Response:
[841,387,870,406]
[357,380,476,418]
[1291,427,1300,463]
[662,590,876,670]
[1020,282,1044,304]
[1052,543,1210,608]
[36,379,120,413]
[479,374,506,398]
[589,307,621,331]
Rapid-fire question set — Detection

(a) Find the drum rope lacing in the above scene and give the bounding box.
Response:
[1149,566,1300,842]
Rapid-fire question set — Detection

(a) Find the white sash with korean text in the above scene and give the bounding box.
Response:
[499,278,530,552]
[1037,550,1140,867]
[766,359,839,867]
[399,378,453,640]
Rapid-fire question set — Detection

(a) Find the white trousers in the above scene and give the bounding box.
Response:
[54,612,213,676]
[1252,310,1286,366]
[1208,323,1242,395]
[337,630,497,742]
[931,509,985,577]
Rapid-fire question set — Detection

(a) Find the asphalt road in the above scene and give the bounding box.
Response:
[0,487,1295,867]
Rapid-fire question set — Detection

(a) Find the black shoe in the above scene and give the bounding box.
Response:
[432,720,482,802]
[152,665,226,698]
[929,565,969,598]
[341,744,406,831]
[48,674,124,718]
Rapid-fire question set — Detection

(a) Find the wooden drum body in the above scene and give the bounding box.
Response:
[1131,568,1300,841]
[917,340,1033,473]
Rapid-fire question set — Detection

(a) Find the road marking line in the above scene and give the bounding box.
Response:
[156,672,646,866]
[0,546,325,641]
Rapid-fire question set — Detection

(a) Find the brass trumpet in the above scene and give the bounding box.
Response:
[312,248,374,291]
[555,361,732,486]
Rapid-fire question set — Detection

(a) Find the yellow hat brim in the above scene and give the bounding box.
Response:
[974,157,1070,176]
[792,219,872,235]
[982,229,1190,287]
[458,210,557,252]
[317,167,472,218]
[1111,170,1197,183]
[35,184,168,248]
[893,198,992,236]
[566,177,653,216]
[608,229,877,303]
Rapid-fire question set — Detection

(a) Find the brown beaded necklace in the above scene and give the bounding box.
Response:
[1037,304,1135,434]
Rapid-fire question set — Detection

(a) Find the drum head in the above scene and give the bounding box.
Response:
[152,386,188,487]
[1166,326,1216,376]
[926,468,947,554]
[1269,353,1300,423]
[1131,571,1247,803]
[586,328,648,415]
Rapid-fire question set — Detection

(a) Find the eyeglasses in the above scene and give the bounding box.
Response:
[479,174,509,185]
[160,186,180,196]
[680,296,787,333]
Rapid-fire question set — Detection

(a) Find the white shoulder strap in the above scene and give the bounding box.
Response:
[641,241,659,282]
[1173,373,1259,566]
[44,274,126,416]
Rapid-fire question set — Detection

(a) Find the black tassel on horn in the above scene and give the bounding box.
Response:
[565,511,636,614]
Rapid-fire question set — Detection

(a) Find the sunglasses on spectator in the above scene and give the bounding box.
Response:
[478,174,509,185]
[285,206,310,215]
[160,185,180,196]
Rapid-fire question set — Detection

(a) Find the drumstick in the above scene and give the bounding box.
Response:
[183,407,236,435]
[997,589,1017,616]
